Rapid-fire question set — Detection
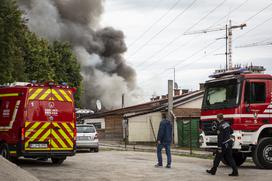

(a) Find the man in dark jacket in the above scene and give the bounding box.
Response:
[155,113,172,168]
[207,114,238,176]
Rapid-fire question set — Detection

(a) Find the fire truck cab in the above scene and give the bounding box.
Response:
[200,68,272,169]
[0,82,77,164]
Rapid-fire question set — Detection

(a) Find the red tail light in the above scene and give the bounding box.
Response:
[21,128,25,140]
[94,133,98,140]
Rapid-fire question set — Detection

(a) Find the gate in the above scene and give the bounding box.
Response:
[177,118,200,148]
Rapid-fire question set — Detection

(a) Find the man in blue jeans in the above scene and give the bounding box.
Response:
[155,113,172,168]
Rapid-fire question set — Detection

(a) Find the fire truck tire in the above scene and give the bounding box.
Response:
[0,143,10,160]
[51,157,66,165]
[94,148,99,152]
[253,148,263,169]
[254,137,272,169]
[222,153,247,167]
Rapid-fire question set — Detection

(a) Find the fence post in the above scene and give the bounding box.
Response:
[189,115,192,155]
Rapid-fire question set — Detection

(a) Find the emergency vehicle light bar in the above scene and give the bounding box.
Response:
[210,65,265,78]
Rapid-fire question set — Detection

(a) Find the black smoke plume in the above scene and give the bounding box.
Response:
[18,0,142,109]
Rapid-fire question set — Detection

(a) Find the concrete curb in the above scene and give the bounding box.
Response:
[0,156,39,181]
[100,143,213,158]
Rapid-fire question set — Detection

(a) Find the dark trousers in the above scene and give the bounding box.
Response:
[157,143,171,166]
[212,146,237,172]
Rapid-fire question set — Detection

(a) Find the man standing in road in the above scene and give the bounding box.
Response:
[155,112,172,168]
[206,113,239,176]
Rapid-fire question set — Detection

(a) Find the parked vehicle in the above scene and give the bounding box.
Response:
[0,82,77,165]
[199,67,272,169]
[76,124,99,152]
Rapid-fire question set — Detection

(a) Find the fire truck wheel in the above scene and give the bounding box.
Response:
[51,157,66,165]
[254,137,272,169]
[222,153,247,167]
[0,143,10,160]
[253,148,263,169]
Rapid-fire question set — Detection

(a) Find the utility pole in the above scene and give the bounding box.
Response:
[225,24,228,70]
[168,80,173,118]
[167,67,176,86]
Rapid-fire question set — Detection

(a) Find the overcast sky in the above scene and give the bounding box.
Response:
[101,0,272,101]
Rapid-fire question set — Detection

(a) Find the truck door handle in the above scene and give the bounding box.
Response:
[54,127,60,130]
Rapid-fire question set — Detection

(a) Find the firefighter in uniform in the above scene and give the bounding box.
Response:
[206,114,239,176]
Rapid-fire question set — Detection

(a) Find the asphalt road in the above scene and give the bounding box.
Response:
[18,150,272,181]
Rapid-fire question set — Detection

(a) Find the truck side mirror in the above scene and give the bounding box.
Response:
[246,104,250,113]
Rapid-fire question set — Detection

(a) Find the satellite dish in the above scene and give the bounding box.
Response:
[174,82,179,89]
[96,100,102,111]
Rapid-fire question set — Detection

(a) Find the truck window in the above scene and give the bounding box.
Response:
[244,82,266,104]
[202,78,242,110]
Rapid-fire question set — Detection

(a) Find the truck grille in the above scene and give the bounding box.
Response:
[201,120,218,135]
[201,119,233,136]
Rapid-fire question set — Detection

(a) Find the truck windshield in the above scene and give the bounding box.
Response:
[202,79,241,109]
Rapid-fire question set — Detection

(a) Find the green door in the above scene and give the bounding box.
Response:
[177,118,199,148]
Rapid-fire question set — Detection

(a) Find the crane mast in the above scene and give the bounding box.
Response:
[184,20,246,70]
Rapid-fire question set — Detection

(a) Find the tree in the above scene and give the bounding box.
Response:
[0,0,26,84]
[0,0,82,105]
[49,41,82,106]
[22,31,54,82]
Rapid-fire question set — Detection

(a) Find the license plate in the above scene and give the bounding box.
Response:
[29,143,48,148]
[208,137,217,143]
[77,136,90,140]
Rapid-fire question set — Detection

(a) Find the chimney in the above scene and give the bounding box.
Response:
[199,83,205,90]
[161,95,167,99]
[174,89,181,96]
[181,89,189,94]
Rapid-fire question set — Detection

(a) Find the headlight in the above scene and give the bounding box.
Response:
[230,135,235,142]
[199,135,204,144]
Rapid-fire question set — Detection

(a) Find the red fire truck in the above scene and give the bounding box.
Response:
[199,67,272,169]
[0,82,77,164]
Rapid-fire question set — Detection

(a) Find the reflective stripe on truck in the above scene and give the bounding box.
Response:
[28,88,73,102]
[24,121,74,151]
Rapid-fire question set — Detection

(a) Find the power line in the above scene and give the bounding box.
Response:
[183,0,228,34]
[174,40,219,68]
[235,15,272,41]
[138,39,219,86]
[139,14,272,86]
[142,2,272,72]
[133,0,227,68]
[138,2,272,87]
[207,0,249,28]
[244,1,272,22]
[128,0,181,48]
[175,15,272,72]
[138,69,171,86]
[127,0,199,59]
[138,0,249,70]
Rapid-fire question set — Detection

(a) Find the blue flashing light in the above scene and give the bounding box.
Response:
[48,82,55,86]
